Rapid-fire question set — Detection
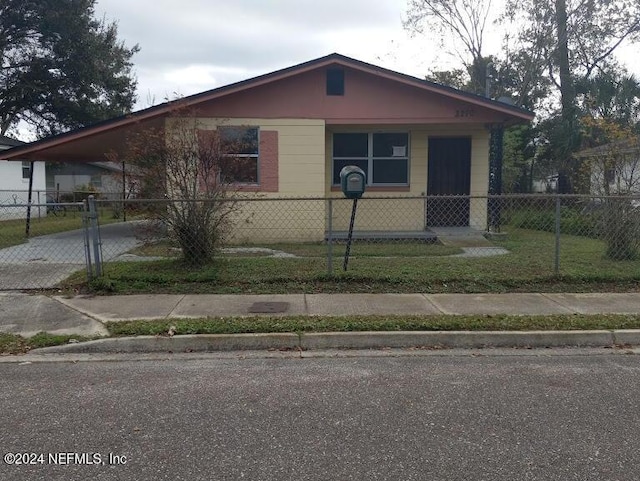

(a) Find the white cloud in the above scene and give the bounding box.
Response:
[94,0,425,108]
[49,0,640,112]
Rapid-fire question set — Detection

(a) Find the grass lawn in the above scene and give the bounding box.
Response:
[3,313,640,355]
[60,227,640,295]
[0,208,121,249]
[104,314,640,337]
[0,332,94,355]
[129,239,462,258]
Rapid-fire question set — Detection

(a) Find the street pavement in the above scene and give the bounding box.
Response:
[1,355,639,480]
[0,291,639,353]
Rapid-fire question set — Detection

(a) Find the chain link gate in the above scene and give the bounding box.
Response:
[0,199,88,289]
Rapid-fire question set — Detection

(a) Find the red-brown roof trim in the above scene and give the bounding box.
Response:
[0,53,534,161]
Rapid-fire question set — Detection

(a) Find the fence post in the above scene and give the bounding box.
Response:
[327,198,333,276]
[25,161,34,237]
[554,195,561,275]
[88,195,103,277]
[83,199,93,282]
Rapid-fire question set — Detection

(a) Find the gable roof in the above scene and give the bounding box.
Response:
[0,53,534,162]
[577,137,640,158]
[0,135,25,149]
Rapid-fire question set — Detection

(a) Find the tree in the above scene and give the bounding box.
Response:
[0,0,139,137]
[576,67,640,127]
[404,0,494,95]
[123,112,250,265]
[579,117,640,260]
[503,0,640,192]
[502,124,539,192]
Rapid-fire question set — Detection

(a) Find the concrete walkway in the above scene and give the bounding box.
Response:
[1,292,640,353]
[0,221,147,289]
[52,292,640,321]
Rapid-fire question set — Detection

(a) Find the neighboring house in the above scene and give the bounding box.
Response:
[532,174,559,193]
[0,135,47,219]
[577,138,640,198]
[46,161,133,200]
[0,53,534,240]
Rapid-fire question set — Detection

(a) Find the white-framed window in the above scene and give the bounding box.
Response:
[90,174,102,188]
[218,126,259,184]
[332,132,409,186]
[21,161,31,180]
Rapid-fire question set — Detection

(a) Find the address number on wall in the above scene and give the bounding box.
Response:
[454,109,475,118]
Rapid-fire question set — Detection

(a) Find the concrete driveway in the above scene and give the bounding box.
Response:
[0,221,146,289]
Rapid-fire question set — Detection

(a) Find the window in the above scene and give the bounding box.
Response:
[218,126,259,183]
[605,168,615,184]
[332,132,409,185]
[90,174,102,188]
[326,68,344,96]
[21,161,31,180]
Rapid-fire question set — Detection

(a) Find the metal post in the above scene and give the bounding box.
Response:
[88,195,103,277]
[122,160,127,222]
[25,161,34,237]
[327,198,333,276]
[343,198,358,271]
[554,195,561,275]
[83,199,93,281]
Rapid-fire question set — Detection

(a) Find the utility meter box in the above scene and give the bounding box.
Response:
[339,165,366,199]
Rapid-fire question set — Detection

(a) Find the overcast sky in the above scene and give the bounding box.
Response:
[93,0,462,108]
[94,0,640,111]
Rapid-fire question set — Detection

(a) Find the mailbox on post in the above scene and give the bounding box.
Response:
[338,165,366,271]
[339,165,366,199]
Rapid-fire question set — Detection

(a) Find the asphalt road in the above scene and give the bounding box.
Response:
[1,353,639,480]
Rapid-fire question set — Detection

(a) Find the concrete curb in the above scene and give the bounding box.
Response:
[612,330,640,346]
[34,333,300,354]
[299,330,615,350]
[31,329,639,354]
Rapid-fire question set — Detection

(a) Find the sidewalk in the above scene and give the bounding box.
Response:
[1,292,640,353]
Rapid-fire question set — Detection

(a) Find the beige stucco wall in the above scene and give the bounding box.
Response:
[190,118,327,242]
[469,128,490,229]
[195,117,326,196]
[325,125,490,232]
[164,119,490,243]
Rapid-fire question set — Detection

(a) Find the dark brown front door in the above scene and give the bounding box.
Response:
[427,137,472,227]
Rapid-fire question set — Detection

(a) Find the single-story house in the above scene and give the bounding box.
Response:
[0,53,534,241]
[577,138,640,198]
[0,135,47,219]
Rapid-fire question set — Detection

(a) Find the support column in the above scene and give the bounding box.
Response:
[488,124,504,232]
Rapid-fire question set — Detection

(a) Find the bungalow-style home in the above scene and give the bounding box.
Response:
[577,137,640,199]
[0,54,534,241]
[0,135,47,219]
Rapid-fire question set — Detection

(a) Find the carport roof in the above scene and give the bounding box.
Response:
[0,53,535,163]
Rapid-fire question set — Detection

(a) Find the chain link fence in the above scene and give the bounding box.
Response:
[1,194,639,289]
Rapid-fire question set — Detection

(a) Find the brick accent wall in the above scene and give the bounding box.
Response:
[196,128,279,193]
[258,130,278,192]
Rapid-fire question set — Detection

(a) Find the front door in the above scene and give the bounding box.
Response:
[426,137,472,227]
